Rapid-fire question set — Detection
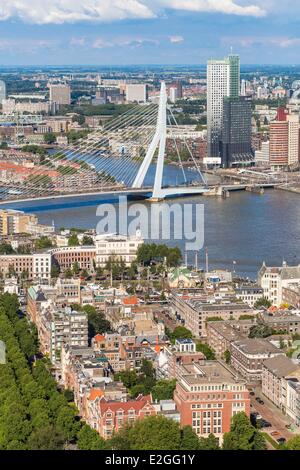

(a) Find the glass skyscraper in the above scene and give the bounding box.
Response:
[206,54,240,163]
[221,96,253,168]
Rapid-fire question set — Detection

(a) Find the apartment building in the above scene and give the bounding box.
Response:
[235,285,264,307]
[174,360,250,440]
[230,338,284,383]
[260,311,300,335]
[0,252,51,281]
[27,286,88,364]
[262,355,300,412]
[91,395,156,439]
[156,339,205,380]
[0,209,54,236]
[258,262,300,306]
[206,321,245,358]
[50,245,96,272]
[49,83,71,106]
[282,284,300,309]
[171,292,254,338]
[95,232,143,267]
[286,380,300,427]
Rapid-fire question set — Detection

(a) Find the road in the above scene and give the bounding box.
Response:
[250,388,294,441]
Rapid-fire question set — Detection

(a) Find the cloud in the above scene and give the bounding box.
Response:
[0,0,266,25]
[159,0,265,17]
[92,37,160,49]
[223,35,300,49]
[0,1,155,24]
[0,38,58,53]
[169,35,184,43]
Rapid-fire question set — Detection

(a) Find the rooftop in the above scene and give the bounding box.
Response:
[177,360,246,386]
[232,338,283,355]
[263,355,300,378]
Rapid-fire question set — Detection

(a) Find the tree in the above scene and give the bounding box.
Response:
[72,262,80,276]
[51,264,60,278]
[110,416,182,450]
[81,235,94,246]
[68,233,80,247]
[64,268,73,279]
[82,305,111,339]
[180,426,202,450]
[44,132,56,145]
[249,324,273,339]
[196,342,216,360]
[77,424,107,450]
[254,297,272,309]
[171,326,193,342]
[26,425,65,450]
[222,412,266,450]
[224,349,231,364]
[35,236,53,249]
[0,243,15,255]
[198,433,220,450]
[151,380,176,402]
[283,435,300,450]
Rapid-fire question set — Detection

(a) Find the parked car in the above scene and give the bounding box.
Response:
[271,431,280,437]
[277,437,286,444]
[250,391,255,396]
[260,420,272,428]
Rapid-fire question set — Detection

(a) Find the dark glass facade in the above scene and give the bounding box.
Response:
[221,96,253,168]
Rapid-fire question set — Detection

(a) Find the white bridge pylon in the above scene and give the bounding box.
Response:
[132,82,208,200]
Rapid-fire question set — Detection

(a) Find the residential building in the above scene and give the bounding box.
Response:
[258,261,300,306]
[125,84,148,103]
[207,54,240,164]
[156,339,205,379]
[206,321,245,358]
[255,140,270,166]
[0,209,54,236]
[230,338,284,383]
[27,286,88,364]
[95,231,143,267]
[50,245,96,273]
[171,292,254,338]
[174,360,250,440]
[269,109,300,169]
[91,395,157,439]
[286,380,300,427]
[49,83,71,106]
[283,284,300,308]
[262,356,300,412]
[260,311,300,335]
[235,285,264,307]
[0,252,51,281]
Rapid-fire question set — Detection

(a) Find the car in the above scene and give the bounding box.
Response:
[250,391,255,396]
[276,437,286,444]
[260,420,272,428]
[255,397,261,402]
[271,431,280,437]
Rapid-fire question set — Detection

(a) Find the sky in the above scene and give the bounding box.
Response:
[0,1,300,66]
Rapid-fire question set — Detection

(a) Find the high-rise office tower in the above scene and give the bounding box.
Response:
[207,54,240,162]
[0,80,6,104]
[221,96,253,168]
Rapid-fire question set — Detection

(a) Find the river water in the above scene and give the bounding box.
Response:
[2,183,300,279]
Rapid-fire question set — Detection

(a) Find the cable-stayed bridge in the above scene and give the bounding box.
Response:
[0,82,208,205]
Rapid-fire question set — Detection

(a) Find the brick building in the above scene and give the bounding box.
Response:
[174,360,250,441]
